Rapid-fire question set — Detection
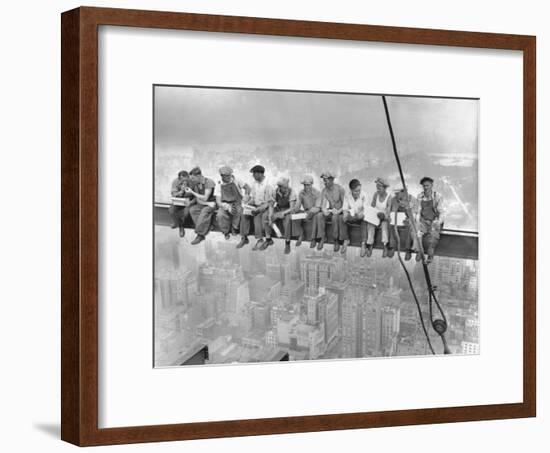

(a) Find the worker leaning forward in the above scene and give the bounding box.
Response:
[342,178,369,256]
[168,170,195,238]
[294,175,324,249]
[267,177,298,255]
[236,164,275,251]
[367,177,392,258]
[215,166,246,240]
[413,176,445,264]
[320,171,347,252]
[186,166,217,245]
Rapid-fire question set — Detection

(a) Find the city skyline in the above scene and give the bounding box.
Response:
[154,227,478,367]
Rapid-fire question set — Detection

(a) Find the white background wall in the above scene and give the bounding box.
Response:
[0,0,547,451]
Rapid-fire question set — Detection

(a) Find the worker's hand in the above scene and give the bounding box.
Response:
[322,209,330,217]
[377,212,385,221]
[250,208,259,215]
[222,202,232,212]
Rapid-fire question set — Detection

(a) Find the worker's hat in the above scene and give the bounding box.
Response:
[219,166,233,176]
[420,176,434,185]
[250,165,265,174]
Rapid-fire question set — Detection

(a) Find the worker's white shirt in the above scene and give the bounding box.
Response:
[343,191,368,217]
[248,178,275,206]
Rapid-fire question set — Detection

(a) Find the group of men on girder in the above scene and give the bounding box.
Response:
[168,165,444,263]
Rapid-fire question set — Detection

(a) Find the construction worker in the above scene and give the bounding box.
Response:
[414,176,445,264]
[168,170,194,238]
[367,177,392,257]
[186,167,216,245]
[214,166,245,240]
[294,175,323,248]
[320,171,347,252]
[267,177,298,255]
[236,164,274,251]
[342,178,369,256]
[388,188,417,260]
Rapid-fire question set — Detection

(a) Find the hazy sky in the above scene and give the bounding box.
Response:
[154,85,478,153]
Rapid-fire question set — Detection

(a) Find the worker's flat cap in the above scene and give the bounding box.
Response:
[276,177,290,186]
[374,177,390,188]
[300,175,314,185]
[320,171,335,179]
[420,176,434,185]
[219,166,233,176]
[250,165,265,173]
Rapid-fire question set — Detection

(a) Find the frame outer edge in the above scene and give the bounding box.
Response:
[522,36,536,417]
[61,7,82,446]
[60,6,537,445]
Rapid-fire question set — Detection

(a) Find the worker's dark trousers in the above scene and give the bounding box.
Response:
[240,210,269,239]
[168,205,191,227]
[216,204,243,235]
[265,212,293,239]
[189,204,215,236]
[342,213,367,243]
[410,219,441,252]
[322,212,347,242]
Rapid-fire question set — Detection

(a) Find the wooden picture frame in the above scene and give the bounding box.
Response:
[61,6,536,446]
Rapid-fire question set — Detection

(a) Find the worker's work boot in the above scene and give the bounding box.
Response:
[179,226,185,238]
[404,250,412,261]
[341,240,348,254]
[284,241,291,255]
[382,245,388,258]
[252,239,264,251]
[236,237,249,249]
[316,239,324,251]
[366,244,373,257]
[310,239,317,249]
[191,235,205,245]
[360,242,367,257]
[260,238,274,250]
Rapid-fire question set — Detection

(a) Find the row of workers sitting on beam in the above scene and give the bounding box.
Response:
[169,165,445,263]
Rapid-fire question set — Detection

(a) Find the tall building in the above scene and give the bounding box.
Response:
[280,280,305,305]
[266,252,282,283]
[380,306,401,356]
[461,341,480,355]
[301,255,337,290]
[362,303,381,357]
[341,287,363,358]
[280,260,292,286]
[432,257,467,287]
[249,274,281,303]
[155,268,196,309]
[226,279,250,314]
[326,280,349,337]
[323,292,339,346]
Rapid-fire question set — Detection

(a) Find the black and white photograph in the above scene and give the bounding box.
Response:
[153,85,479,367]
